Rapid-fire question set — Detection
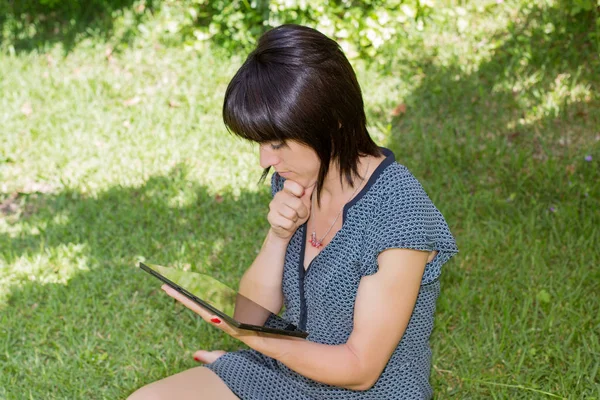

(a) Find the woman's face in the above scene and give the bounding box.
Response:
[259,140,320,188]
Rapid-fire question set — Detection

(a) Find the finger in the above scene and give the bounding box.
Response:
[296,201,309,220]
[297,183,316,219]
[271,214,295,231]
[161,285,212,320]
[279,194,302,212]
[282,180,304,197]
[278,203,299,221]
[161,286,240,337]
[206,314,239,337]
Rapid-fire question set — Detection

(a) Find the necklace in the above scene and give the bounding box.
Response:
[308,159,371,249]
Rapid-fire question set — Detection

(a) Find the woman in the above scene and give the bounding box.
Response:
[128,24,458,399]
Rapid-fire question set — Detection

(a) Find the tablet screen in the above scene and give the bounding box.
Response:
[140,262,307,338]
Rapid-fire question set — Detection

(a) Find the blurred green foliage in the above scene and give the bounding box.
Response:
[154,0,433,58]
[6,0,144,12]
[0,0,598,60]
[0,0,154,52]
[563,0,598,15]
[0,0,433,57]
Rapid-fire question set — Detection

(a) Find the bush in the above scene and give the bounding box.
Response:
[0,0,157,51]
[2,0,141,18]
[550,0,599,49]
[157,0,432,58]
[561,0,599,16]
[3,0,596,61]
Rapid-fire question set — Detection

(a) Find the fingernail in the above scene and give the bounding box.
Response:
[210,317,222,324]
[193,356,201,362]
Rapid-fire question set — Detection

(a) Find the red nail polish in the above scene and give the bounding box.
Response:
[210,317,222,324]
[194,356,201,362]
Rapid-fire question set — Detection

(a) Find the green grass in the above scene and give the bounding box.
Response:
[1,0,599,398]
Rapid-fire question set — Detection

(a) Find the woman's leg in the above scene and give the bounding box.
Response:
[127,366,239,400]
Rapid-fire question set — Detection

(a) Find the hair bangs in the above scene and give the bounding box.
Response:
[223,60,295,144]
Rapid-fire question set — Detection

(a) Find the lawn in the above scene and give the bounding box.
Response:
[1,0,599,398]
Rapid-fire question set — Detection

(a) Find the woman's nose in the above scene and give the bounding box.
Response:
[259,145,280,169]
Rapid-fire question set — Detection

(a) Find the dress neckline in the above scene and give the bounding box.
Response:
[299,146,396,272]
[342,147,395,220]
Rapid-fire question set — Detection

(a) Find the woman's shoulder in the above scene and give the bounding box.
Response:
[371,161,430,203]
[363,161,459,280]
[366,161,455,235]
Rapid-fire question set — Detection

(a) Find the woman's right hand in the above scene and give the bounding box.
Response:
[268,179,315,241]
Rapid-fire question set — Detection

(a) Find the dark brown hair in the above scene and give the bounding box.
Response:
[223,24,382,206]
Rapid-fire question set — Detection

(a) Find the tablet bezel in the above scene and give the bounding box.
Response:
[139,262,308,338]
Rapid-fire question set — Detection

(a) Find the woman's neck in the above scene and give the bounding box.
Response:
[317,155,380,209]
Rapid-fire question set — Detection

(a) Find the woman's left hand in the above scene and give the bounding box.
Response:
[160,284,263,348]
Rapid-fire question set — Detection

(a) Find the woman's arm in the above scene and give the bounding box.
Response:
[162,247,429,390]
[237,228,289,315]
[237,179,315,315]
[250,248,429,390]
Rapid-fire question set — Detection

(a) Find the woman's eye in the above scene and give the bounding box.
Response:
[270,142,285,150]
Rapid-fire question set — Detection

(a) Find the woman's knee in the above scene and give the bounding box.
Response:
[126,366,238,400]
[127,385,162,400]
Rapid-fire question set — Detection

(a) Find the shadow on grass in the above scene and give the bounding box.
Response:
[0,0,159,54]
[1,162,272,284]
[386,3,599,205]
[0,164,271,397]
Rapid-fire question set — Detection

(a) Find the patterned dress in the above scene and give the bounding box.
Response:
[206,147,458,399]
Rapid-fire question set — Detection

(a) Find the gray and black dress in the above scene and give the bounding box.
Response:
[206,147,458,399]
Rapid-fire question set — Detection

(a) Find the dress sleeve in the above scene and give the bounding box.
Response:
[270,172,285,198]
[361,169,458,285]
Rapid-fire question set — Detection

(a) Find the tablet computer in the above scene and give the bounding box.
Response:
[139,262,308,339]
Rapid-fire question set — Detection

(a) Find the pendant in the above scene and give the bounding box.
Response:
[309,231,322,249]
